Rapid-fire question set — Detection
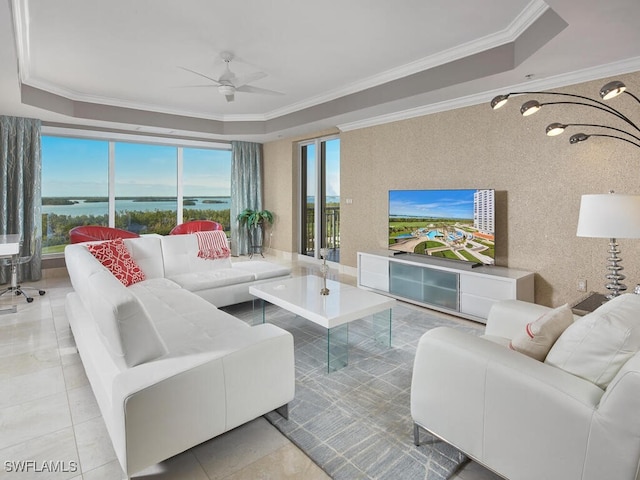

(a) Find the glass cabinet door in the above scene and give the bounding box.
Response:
[389,262,423,302]
[389,261,459,311]
[422,268,459,311]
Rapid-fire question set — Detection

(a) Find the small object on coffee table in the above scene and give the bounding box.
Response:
[320,248,330,295]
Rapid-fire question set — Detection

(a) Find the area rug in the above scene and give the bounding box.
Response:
[223,301,483,480]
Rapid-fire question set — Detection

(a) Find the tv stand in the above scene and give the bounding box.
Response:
[357,251,534,323]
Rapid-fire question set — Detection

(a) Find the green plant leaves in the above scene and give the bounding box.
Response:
[236,209,274,227]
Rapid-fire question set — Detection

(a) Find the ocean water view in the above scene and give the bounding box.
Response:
[43,196,341,217]
[40,195,341,254]
[308,196,340,205]
[42,197,231,217]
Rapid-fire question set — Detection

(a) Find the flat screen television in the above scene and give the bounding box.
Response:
[388,189,495,266]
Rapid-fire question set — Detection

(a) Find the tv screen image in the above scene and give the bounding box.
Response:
[388,189,495,265]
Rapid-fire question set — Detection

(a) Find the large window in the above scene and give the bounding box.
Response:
[299,136,340,262]
[114,142,177,235]
[41,133,231,254]
[42,137,110,253]
[182,147,232,226]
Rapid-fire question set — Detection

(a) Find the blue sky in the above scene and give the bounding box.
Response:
[304,138,340,197]
[325,138,340,196]
[42,136,232,197]
[389,189,477,219]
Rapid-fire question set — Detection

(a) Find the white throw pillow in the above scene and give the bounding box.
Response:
[509,304,574,361]
[545,294,640,389]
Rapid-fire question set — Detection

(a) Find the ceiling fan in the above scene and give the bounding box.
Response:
[179,52,283,102]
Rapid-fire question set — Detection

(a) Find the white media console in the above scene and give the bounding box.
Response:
[357,250,534,323]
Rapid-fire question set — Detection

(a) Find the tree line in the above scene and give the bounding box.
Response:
[42,208,231,247]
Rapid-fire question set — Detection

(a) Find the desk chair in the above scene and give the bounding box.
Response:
[0,234,46,303]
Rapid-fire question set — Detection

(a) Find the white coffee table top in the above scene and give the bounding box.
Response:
[249,275,396,329]
[0,234,20,256]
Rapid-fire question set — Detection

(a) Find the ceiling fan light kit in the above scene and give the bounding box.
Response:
[218,84,236,102]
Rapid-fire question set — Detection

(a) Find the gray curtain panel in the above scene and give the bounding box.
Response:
[0,116,42,283]
[230,141,263,256]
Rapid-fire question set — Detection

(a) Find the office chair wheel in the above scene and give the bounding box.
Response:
[26,297,34,303]
[39,290,46,295]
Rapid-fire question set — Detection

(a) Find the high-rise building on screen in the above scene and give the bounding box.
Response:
[474,189,494,234]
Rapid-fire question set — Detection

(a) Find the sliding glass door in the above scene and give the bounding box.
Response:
[299,136,340,262]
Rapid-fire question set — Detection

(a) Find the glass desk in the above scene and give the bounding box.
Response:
[0,234,21,314]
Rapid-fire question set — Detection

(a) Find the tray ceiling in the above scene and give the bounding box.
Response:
[2,0,640,141]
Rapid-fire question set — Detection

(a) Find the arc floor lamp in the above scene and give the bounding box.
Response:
[491,80,640,298]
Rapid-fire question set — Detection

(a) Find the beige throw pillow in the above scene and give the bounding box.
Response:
[545,294,640,389]
[509,303,574,361]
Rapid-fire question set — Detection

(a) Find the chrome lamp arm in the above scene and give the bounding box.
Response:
[491,80,639,148]
[570,133,640,149]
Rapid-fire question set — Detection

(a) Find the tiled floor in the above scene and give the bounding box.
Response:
[0,258,502,479]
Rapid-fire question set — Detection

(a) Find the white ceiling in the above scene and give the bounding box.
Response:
[1,0,640,142]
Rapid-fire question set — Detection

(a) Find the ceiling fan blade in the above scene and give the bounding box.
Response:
[234,71,267,88]
[225,94,235,102]
[235,84,284,96]
[171,84,218,88]
[178,66,222,86]
[219,66,237,84]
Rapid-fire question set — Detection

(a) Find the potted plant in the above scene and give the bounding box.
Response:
[236,209,274,256]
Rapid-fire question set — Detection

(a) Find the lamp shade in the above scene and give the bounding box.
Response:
[600,80,626,100]
[577,193,640,238]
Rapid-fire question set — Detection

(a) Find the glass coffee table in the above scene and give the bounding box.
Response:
[249,275,396,372]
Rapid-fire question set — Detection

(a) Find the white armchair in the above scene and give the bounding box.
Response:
[411,299,640,480]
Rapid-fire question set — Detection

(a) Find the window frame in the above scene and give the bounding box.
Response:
[41,126,231,256]
[297,134,340,261]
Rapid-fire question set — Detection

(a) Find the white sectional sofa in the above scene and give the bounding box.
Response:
[411,296,640,480]
[123,233,292,307]
[64,234,295,478]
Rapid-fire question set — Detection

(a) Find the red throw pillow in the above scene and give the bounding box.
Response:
[87,237,146,287]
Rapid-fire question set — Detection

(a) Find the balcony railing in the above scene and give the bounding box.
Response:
[304,206,340,260]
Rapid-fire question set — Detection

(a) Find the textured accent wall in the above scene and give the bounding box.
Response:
[264,73,640,307]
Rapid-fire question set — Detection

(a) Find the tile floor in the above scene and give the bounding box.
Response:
[0,259,501,479]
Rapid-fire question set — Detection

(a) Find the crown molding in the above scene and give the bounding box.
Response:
[11,0,266,123]
[17,0,637,138]
[337,95,486,132]
[21,77,232,121]
[337,56,640,132]
[510,0,549,38]
[21,75,275,123]
[500,56,640,95]
[11,0,29,82]
[265,0,549,120]
[42,125,231,149]
[12,0,549,124]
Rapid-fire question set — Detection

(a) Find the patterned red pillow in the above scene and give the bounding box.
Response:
[87,237,146,287]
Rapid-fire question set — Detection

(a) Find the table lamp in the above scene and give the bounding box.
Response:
[576,192,640,299]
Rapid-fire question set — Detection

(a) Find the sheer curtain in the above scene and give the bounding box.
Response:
[0,116,42,283]
[230,141,263,256]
